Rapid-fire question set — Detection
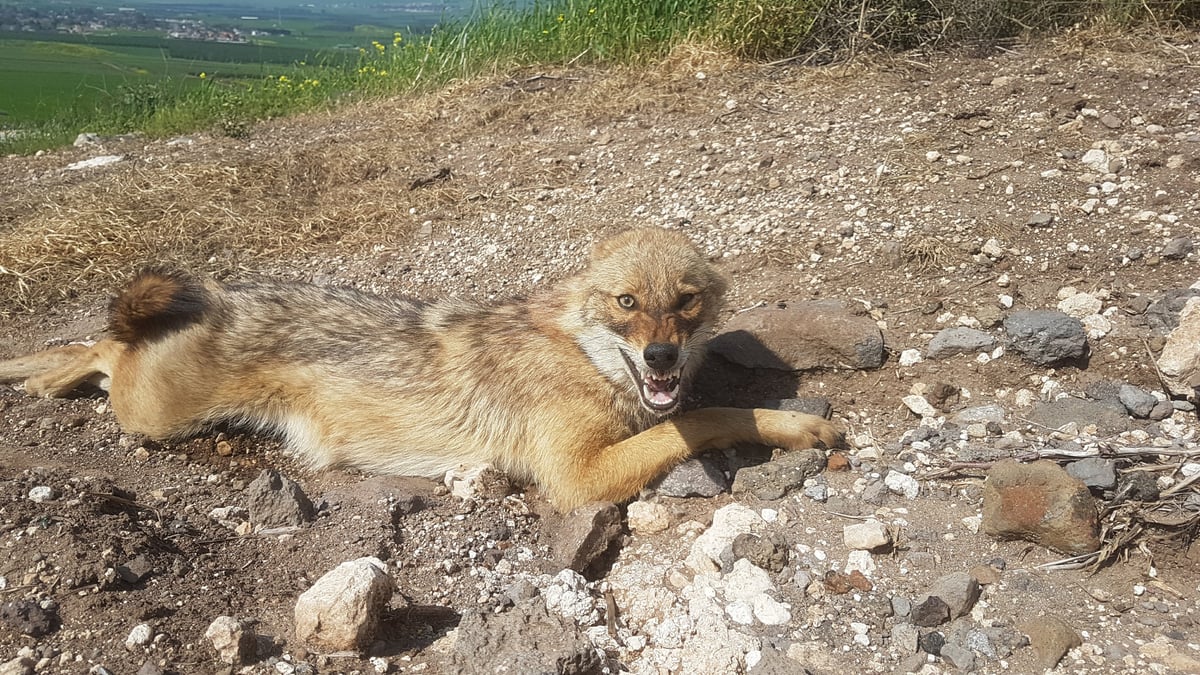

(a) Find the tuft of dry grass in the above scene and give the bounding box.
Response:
[0,154,420,311]
[901,233,951,270]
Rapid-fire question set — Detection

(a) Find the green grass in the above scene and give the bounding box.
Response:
[1,0,1195,155]
[0,39,276,119]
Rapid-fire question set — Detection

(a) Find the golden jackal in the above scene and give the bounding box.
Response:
[0,229,840,510]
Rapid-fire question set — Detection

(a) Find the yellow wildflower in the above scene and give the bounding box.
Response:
[198,72,207,79]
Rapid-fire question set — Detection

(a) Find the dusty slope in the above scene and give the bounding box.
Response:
[1,32,1199,674]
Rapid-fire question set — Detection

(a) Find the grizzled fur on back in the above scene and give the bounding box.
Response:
[0,228,841,510]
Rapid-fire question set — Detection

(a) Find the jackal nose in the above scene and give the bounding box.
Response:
[643,343,679,370]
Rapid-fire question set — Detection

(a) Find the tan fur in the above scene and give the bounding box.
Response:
[0,229,841,510]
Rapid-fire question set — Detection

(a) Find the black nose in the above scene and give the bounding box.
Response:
[643,343,679,370]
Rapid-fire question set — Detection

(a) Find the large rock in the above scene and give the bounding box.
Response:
[926,327,996,359]
[0,600,57,637]
[539,569,600,625]
[686,503,765,573]
[731,532,790,572]
[1144,288,1200,334]
[731,449,826,500]
[446,598,602,674]
[722,559,792,626]
[709,301,884,370]
[204,616,256,665]
[909,572,980,629]
[652,456,728,497]
[1158,296,1200,400]
[843,520,892,551]
[981,460,1101,554]
[1003,310,1088,365]
[294,557,395,651]
[246,469,315,528]
[1020,616,1082,670]
[910,596,951,627]
[925,572,981,618]
[1162,236,1194,260]
[0,657,33,675]
[1026,397,1129,435]
[1117,384,1158,418]
[626,500,670,534]
[1066,457,1117,490]
[1057,292,1102,319]
[548,502,623,574]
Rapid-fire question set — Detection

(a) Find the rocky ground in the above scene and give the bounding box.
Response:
[2,31,1200,675]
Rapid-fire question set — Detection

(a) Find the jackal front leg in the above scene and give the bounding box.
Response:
[556,407,841,509]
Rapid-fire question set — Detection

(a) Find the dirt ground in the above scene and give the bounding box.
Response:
[1,30,1199,674]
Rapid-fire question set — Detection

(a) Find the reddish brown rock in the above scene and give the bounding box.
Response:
[824,569,873,594]
[708,301,884,371]
[548,501,623,574]
[982,460,1100,554]
[826,451,851,472]
[1020,615,1082,670]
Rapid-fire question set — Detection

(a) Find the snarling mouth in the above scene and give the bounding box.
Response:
[620,350,682,412]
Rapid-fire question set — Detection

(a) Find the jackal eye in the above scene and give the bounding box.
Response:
[616,294,637,310]
[678,293,697,309]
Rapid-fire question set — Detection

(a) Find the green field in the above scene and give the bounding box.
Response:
[0,0,466,128]
[0,37,291,123]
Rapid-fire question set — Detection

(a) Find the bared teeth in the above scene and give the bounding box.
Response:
[620,350,685,410]
[642,371,681,397]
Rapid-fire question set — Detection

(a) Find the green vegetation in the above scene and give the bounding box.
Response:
[1,0,1195,154]
[0,32,311,152]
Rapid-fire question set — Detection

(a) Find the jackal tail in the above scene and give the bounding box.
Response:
[0,344,91,383]
[108,268,209,344]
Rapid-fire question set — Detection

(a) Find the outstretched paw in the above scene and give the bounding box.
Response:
[812,417,845,450]
[778,411,844,451]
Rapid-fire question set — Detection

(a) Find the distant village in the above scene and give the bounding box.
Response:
[0,4,291,43]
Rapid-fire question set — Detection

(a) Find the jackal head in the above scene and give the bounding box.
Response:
[571,229,729,415]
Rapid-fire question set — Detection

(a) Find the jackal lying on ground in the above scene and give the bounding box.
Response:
[0,229,841,510]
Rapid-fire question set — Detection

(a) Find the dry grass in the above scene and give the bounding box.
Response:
[0,53,745,316]
[0,150,422,312]
[901,233,952,270]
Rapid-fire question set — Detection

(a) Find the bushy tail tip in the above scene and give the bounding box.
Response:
[109,269,208,344]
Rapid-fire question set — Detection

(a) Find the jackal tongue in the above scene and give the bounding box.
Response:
[643,373,680,406]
